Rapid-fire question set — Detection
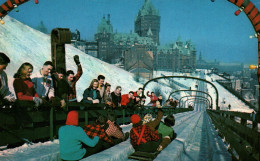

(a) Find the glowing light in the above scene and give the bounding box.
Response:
[249,65,257,69]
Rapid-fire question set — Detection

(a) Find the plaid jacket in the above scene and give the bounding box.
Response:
[130,125,159,147]
[68,64,83,101]
[105,120,124,140]
[84,123,113,143]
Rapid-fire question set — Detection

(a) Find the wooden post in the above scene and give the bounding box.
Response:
[50,106,54,141]
[123,109,125,124]
[85,111,88,125]
[51,28,71,70]
[230,115,234,121]
[252,121,257,130]
[241,118,247,126]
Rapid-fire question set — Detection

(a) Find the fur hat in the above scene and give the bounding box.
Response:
[131,114,141,124]
[164,115,175,127]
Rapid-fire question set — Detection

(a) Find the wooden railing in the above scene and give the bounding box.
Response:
[207,109,260,161]
[0,102,193,146]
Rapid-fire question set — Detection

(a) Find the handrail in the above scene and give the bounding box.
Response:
[207,109,259,161]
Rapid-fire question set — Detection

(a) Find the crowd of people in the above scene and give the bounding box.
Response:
[0,52,179,160]
[0,52,179,112]
[58,108,177,160]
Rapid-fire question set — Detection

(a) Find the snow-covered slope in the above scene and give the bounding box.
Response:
[0,16,146,101]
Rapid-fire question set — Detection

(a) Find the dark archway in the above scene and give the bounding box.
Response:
[179,95,211,108]
[168,89,213,108]
[183,98,210,109]
[142,76,219,109]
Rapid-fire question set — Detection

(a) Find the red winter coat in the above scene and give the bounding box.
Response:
[130,125,159,148]
[121,94,131,106]
[68,64,83,101]
[147,92,158,107]
[13,78,39,101]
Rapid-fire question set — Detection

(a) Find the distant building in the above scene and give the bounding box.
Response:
[125,45,153,80]
[71,29,80,42]
[135,0,160,45]
[71,29,98,57]
[85,41,98,58]
[72,0,197,78]
[35,21,48,34]
[232,79,242,91]
[196,52,219,69]
[156,37,196,72]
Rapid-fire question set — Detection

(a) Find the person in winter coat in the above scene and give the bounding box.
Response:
[130,114,162,153]
[127,96,141,111]
[59,111,99,160]
[111,86,122,108]
[66,55,83,102]
[157,115,177,151]
[0,52,15,105]
[13,63,42,107]
[97,75,105,99]
[82,79,102,104]
[103,82,112,107]
[158,95,163,106]
[105,112,129,142]
[83,115,115,155]
[133,88,143,97]
[146,91,158,107]
[121,91,134,107]
[31,61,55,101]
[52,67,70,109]
[13,63,41,127]
[142,110,176,151]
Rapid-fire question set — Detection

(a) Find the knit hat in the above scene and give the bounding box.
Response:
[131,114,141,124]
[66,111,78,126]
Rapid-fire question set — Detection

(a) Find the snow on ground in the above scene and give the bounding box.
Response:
[205,73,254,113]
[152,71,199,101]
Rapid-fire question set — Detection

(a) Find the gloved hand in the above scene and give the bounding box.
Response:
[74,55,80,65]
[4,94,16,102]
[92,99,100,104]
[33,97,42,107]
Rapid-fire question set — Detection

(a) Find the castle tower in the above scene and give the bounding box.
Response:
[95,15,114,62]
[135,0,160,45]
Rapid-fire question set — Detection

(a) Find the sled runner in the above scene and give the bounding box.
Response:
[128,151,160,161]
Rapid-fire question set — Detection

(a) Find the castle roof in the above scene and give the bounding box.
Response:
[137,0,160,17]
[113,32,154,45]
[157,39,196,55]
[97,16,113,34]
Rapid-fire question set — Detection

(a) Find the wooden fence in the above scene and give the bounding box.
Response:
[207,109,260,161]
[0,103,193,146]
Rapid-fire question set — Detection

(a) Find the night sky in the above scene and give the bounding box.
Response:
[7,0,260,64]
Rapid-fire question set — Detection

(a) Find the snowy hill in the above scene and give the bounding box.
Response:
[0,16,149,101]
